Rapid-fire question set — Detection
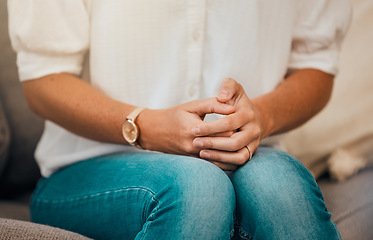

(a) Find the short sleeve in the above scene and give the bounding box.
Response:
[8,0,91,81]
[288,0,352,75]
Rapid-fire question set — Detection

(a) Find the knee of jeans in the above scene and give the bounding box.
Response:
[232,148,323,212]
[231,151,339,239]
[139,158,235,239]
[154,158,236,217]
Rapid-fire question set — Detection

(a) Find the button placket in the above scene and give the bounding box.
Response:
[188,84,198,98]
[185,0,206,101]
[193,31,200,41]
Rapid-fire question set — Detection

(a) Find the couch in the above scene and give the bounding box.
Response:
[0,0,372,239]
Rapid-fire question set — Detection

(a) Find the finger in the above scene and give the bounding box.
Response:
[193,131,254,152]
[200,147,251,166]
[217,78,241,103]
[189,97,236,117]
[244,140,260,162]
[207,160,238,171]
[207,130,235,138]
[192,112,248,136]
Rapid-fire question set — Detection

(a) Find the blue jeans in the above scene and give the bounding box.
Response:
[31,147,341,239]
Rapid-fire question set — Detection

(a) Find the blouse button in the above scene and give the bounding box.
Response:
[188,85,198,98]
[193,31,200,41]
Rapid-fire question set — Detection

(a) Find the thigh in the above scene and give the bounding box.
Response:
[31,152,235,240]
[231,146,340,240]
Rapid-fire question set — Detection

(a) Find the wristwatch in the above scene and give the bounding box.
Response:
[122,107,146,148]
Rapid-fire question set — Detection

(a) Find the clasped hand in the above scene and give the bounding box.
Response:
[138,78,264,171]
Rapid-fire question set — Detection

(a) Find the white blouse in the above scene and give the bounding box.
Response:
[8,0,351,177]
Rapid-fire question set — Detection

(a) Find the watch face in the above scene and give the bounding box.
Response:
[122,119,138,143]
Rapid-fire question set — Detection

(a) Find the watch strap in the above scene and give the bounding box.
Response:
[127,107,146,121]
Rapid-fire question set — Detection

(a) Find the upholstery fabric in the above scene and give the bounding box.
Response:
[0,218,92,240]
[0,201,29,221]
[318,165,373,240]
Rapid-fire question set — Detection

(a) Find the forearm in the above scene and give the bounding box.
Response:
[22,73,135,144]
[23,73,236,157]
[253,68,334,139]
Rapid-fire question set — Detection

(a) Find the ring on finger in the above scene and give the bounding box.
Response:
[245,146,253,161]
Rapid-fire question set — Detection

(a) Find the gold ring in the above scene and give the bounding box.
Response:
[245,146,253,160]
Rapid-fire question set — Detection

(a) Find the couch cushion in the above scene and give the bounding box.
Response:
[0,200,30,221]
[0,218,92,239]
[0,101,10,176]
[318,166,373,240]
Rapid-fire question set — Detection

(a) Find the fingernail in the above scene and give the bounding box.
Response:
[219,89,230,98]
[192,126,200,135]
[194,139,203,147]
[201,151,210,159]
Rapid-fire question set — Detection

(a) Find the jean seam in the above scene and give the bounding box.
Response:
[32,186,158,205]
[139,196,160,240]
[33,186,161,239]
[331,222,342,240]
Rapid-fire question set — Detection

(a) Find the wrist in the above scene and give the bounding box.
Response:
[136,108,164,150]
[122,107,147,148]
[252,98,274,139]
[133,108,149,149]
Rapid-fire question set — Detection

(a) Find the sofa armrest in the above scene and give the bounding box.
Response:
[0,218,92,239]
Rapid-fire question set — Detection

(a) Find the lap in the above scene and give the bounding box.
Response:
[32,147,313,214]
[30,147,338,240]
[33,152,230,199]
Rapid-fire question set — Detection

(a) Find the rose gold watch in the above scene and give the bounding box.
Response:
[122,107,146,148]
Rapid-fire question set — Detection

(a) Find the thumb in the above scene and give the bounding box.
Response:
[217,78,240,103]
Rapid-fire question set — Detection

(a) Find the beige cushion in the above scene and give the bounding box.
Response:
[0,218,92,240]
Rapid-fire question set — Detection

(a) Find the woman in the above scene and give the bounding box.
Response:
[8,0,351,239]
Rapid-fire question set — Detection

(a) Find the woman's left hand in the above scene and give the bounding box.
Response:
[192,78,266,167]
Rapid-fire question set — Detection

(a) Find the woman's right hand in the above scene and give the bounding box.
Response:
[137,98,236,157]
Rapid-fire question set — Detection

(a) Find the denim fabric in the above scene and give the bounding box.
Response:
[231,147,341,240]
[31,147,341,240]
